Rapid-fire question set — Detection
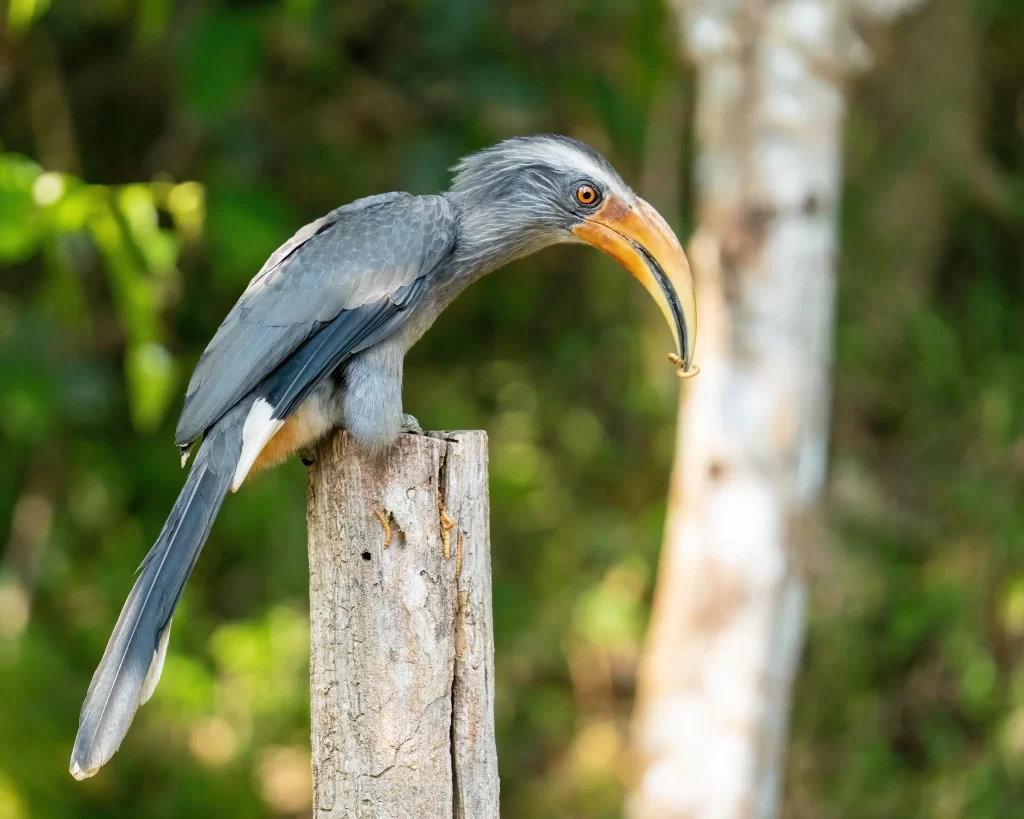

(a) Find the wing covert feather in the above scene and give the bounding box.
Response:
[175,194,455,445]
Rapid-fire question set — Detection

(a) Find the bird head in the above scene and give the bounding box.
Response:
[451,135,697,376]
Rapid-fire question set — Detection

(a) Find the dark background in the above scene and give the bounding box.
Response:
[0,1,1022,816]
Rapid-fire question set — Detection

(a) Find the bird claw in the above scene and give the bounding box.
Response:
[299,446,316,467]
[401,413,424,435]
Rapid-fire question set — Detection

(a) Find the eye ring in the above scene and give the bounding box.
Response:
[575,184,599,206]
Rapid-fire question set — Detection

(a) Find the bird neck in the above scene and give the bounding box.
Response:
[444,192,563,280]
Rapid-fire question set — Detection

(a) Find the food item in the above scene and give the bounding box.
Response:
[668,353,700,379]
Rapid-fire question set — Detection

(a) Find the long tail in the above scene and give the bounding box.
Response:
[70,410,245,780]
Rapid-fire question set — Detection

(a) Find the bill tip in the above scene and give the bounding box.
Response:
[667,353,700,379]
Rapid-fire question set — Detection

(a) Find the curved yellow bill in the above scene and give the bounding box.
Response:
[572,195,698,377]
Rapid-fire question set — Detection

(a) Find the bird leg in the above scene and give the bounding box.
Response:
[437,493,455,559]
[401,413,423,435]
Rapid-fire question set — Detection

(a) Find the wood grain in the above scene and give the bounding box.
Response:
[307,430,498,818]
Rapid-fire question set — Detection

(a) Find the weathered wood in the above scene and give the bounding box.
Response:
[306,430,499,819]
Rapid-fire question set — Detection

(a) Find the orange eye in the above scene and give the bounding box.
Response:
[576,184,598,206]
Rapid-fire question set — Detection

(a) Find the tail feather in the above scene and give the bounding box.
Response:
[139,620,172,707]
[70,420,241,780]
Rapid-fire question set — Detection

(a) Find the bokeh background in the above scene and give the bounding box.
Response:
[0,0,1022,817]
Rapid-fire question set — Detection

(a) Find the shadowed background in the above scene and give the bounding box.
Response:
[0,0,1022,817]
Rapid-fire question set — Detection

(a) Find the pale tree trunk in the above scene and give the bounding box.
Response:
[306,430,499,819]
[629,1,922,817]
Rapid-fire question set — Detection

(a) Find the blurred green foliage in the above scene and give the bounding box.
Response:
[0,1,1020,817]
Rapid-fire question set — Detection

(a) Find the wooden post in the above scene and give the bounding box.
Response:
[306,430,499,819]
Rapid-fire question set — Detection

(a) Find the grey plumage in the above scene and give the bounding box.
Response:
[450,134,627,199]
[176,194,456,446]
[72,195,458,778]
[72,135,695,778]
[71,398,249,779]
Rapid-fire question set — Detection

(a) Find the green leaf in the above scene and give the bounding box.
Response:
[207,185,295,284]
[177,9,265,119]
[0,154,42,262]
[125,342,176,432]
[6,0,50,38]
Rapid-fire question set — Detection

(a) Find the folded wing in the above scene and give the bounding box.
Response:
[175,193,457,447]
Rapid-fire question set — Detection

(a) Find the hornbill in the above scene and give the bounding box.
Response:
[70,135,697,779]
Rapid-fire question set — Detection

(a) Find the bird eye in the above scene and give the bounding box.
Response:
[575,184,599,206]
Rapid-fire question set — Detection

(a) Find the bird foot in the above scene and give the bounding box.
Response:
[401,413,423,435]
[299,446,316,467]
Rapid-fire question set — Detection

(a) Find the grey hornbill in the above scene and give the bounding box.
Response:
[70,135,697,779]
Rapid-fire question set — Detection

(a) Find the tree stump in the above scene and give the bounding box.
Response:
[306,430,499,818]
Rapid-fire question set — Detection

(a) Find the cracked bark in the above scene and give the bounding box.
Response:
[307,430,499,818]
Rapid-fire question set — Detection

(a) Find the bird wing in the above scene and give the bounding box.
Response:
[175,193,456,446]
